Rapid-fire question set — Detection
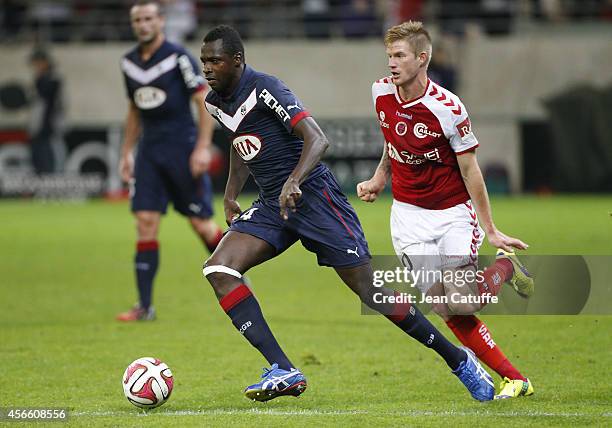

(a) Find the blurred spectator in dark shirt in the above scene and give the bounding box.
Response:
[438,0,479,35]
[1,0,27,40]
[303,0,331,38]
[480,0,514,35]
[340,0,378,38]
[428,44,457,93]
[30,1,72,42]
[28,48,65,174]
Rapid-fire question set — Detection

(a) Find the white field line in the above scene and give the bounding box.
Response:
[71,408,608,418]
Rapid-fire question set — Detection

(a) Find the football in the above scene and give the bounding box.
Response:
[122,357,173,409]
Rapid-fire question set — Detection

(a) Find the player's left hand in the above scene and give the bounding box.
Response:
[279,178,302,220]
[190,145,212,178]
[487,228,529,252]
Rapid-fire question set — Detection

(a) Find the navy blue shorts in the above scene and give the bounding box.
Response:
[229,172,371,268]
[131,146,214,218]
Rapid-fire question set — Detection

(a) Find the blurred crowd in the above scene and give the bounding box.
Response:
[1,0,611,43]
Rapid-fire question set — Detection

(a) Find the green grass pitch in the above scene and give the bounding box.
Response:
[1,195,610,427]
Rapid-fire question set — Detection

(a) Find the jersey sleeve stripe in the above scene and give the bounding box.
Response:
[456,144,479,155]
[290,111,311,128]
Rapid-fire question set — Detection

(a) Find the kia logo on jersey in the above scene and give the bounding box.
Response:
[232,135,262,161]
[134,86,166,110]
[395,121,408,136]
[413,122,442,139]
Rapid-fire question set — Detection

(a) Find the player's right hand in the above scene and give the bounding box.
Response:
[224,199,242,226]
[356,178,384,203]
[119,153,134,183]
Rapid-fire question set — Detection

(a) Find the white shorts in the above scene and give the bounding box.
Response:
[390,199,485,293]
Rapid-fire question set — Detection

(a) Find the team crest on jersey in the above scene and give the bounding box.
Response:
[134,86,166,109]
[413,122,442,139]
[395,121,408,136]
[240,105,247,116]
[232,135,262,161]
[379,111,385,121]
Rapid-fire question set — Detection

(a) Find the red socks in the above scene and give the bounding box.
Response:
[205,228,224,254]
[446,315,526,381]
[477,258,513,297]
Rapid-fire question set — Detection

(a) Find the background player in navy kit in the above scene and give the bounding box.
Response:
[116,0,224,321]
[200,25,495,402]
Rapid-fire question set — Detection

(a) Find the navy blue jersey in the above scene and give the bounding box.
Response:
[205,65,329,204]
[121,40,205,145]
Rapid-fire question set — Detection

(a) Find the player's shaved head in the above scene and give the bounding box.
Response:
[203,25,245,63]
[385,21,432,66]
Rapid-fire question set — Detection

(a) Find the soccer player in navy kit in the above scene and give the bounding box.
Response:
[116,0,224,322]
[200,25,495,402]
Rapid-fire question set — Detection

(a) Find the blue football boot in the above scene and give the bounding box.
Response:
[244,363,307,402]
[452,347,495,401]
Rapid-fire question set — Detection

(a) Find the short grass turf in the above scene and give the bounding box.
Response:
[1,194,611,427]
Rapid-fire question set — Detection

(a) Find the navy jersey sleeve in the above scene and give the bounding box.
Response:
[177,50,206,95]
[258,75,311,133]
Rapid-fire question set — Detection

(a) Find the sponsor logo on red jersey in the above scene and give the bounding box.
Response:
[456,117,472,138]
[413,122,442,139]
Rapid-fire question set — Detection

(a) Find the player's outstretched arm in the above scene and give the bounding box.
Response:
[190,90,215,178]
[279,117,330,220]
[119,101,141,183]
[457,152,528,251]
[357,145,389,203]
[223,144,251,225]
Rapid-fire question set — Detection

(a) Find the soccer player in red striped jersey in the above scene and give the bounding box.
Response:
[357,21,535,400]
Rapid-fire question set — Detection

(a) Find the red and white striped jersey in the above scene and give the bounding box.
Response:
[372,77,479,209]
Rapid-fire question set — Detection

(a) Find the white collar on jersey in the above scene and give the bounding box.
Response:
[396,78,432,108]
[121,53,178,85]
[205,88,258,132]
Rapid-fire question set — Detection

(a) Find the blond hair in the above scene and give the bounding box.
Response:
[385,21,432,64]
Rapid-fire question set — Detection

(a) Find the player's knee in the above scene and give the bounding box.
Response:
[189,217,213,232]
[202,260,242,289]
[135,212,159,237]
